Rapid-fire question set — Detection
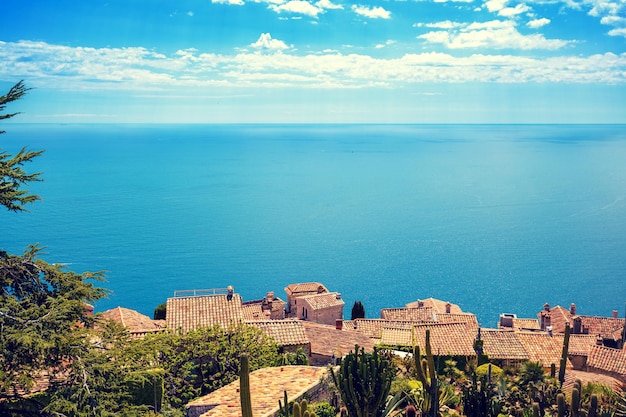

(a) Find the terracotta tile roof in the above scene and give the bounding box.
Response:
[402,323,478,356]
[553,334,599,356]
[405,298,463,314]
[343,319,414,339]
[380,307,436,322]
[302,321,376,359]
[186,366,328,417]
[435,313,479,329]
[166,294,244,333]
[248,320,309,347]
[300,292,345,311]
[284,282,328,296]
[99,307,165,337]
[515,331,569,368]
[577,316,625,341]
[480,329,530,361]
[538,305,572,333]
[242,303,271,321]
[512,318,541,330]
[587,345,626,377]
[379,327,413,347]
[241,297,286,321]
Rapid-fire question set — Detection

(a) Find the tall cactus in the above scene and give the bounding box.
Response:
[588,394,598,417]
[330,344,396,417]
[558,323,571,386]
[532,402,540,417]
[557,393,566,417]
[240,354,253,417]
[571,387,581,417]
[278,391,315,417]
[414,329,438,417]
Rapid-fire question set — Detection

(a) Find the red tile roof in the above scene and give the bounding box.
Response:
[553,334,599,356]
[241,297,286,321]
[512,318,541,330]
[411,323,477,356]
[300,292,345,311]
[405,298,463,314]
[515,331,569,368]
[577,316,625,341]
[186,366,328,417]
[380,307,436,322]
[587,345,626,377]
[99,307,165,337]
[284,282,328,296]
[435,313,479,328]
[248,320,309,347]
[302,321,376,360]
[343,319,414,339]
[166,294,244,333]
[480,329,530,361]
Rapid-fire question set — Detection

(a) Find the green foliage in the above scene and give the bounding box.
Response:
[331,345,396,417]
[311,401,336,417]
[351,301,366,320]
[0,81,44,212]
[154,302,167,320]
[126,368,165,411]
[277,347,310,366]
[518,362,545,387]
[0,245,107,403]
[476,364,503,381]
[461,373,502,417]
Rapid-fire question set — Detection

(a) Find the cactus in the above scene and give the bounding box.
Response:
[340,406,348,417]
[532,402,540,417]
[587,394,598,417]
[330,344,396,417]
[550,363,556,378]
[414,330,438,417]
[558,324,571,386]
[571,387,580,417]
[278,391,314,417]
[240,354,253,417]
[557,393,566,417]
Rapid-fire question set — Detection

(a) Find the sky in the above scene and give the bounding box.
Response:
[1,0,625,123]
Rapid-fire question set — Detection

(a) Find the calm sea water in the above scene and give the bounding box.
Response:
[2,124,626,326]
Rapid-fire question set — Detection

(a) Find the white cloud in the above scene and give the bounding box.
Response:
[351,5,391,19]
[418,20,571,50]
[270,0,323,16]
[375,40,396,48]
[608,27,626,37]
[1,39,625,92]
[250,33,290,50]
[212,0,245,5]
[415,20,464,29]
[316,0,343,9]
[485,0,507,12]
[498,3,530,16]
[527,17,550,28]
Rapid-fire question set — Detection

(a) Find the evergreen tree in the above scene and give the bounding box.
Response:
[351,300,366,320]
[0,81,44,212]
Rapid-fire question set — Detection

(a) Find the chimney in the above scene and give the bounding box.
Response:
[570,303,577,315]
[445,302,451,314]
[573,317,582,334]
[544,303,551,312]
[612,310,619,319]
[596,335,603,346]
[335,293,341,300]
[418,300,424,308]
[335,318,343,330]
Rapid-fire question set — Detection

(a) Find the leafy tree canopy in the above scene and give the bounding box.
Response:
[0,80,44,212]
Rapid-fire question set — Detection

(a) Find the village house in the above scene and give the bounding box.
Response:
[296,292,345,326]
[538,303,625,348]
[242,291,286,321]
[284,282,328,317]
[249,319,310,356]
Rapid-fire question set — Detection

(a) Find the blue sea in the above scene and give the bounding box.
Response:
[2,124,626,326]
